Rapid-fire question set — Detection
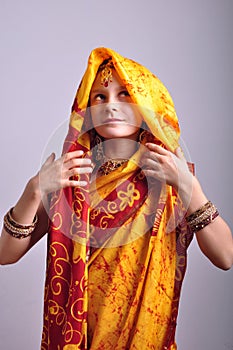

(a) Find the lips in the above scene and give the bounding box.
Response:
[103,118,124,124]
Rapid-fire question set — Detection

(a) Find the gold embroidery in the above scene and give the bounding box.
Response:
[118,183,140,211]
[100,60,113,87]
[51,212,62,231]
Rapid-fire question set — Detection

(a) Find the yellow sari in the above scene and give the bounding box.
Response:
[41,48,194,350]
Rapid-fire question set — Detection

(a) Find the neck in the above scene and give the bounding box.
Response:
[103,137,138,160]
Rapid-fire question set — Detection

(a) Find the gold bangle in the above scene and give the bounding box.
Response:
[3,208,38,239]
[188,210,219,232]
[186,201,219,233]
[186,201,213,223]
[8,207,38,227]
[188,204,217,227]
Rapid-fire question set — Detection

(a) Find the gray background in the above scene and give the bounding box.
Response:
[0,0,232,349]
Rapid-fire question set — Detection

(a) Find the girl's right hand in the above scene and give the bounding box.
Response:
[38,150,92,196]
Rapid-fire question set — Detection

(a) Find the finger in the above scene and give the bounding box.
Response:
[63,179,88,188]
[65,157,92,170]
[141,157,160,170]
[43,153,56,166]
[145,143,168,156]
[63,150,85,163]
[174,147,185,160]
[67,167,93,177]
[147,151,160,162]
[141,150,161,168]
[142,169,166,182]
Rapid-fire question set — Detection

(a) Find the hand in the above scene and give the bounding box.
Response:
[39,150,92,196]
[141,143,192,191]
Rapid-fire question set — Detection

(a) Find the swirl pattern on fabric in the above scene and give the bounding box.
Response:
[41,47,194,350]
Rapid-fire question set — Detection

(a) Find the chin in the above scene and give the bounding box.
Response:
[96,127,140,140]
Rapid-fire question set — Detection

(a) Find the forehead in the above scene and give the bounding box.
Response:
[91,69,125,91]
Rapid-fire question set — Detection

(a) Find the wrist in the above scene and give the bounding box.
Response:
[11,174,42,225]
[185,176,208,215]
[27,174,41,201]
[175,171,194,209]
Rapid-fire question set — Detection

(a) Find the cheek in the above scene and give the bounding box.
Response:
[90,106,102,127]
[125,105,143,127]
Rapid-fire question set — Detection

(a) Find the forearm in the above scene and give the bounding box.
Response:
[0,175,48,265]
[142,143,233,269]
[180,176,233,270]
[11,175,42,222]
[0,150,92,265]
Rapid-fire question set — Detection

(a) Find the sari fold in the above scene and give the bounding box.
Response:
[41,47,194,350]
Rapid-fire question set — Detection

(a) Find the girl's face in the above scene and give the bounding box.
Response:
[89,69,142,140]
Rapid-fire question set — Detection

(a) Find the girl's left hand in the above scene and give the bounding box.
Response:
[141,143,192,191]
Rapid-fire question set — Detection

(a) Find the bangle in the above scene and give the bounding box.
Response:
[186,201,219,233]
[3,207,38,239]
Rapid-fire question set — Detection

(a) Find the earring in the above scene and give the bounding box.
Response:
[138,128,156,145]
[95,134,104,162]
[138,129,149,144]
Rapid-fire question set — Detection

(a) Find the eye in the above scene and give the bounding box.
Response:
[95,93,106,101]
[91,93,106,105]
[119,90,130,98]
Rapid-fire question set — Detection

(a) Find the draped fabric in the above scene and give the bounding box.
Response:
[41,48,194,350]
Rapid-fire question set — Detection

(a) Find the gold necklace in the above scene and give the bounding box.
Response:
[98,158,128,176]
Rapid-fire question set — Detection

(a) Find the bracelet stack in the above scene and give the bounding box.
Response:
[186,201,219,233]
[4,207,38,239]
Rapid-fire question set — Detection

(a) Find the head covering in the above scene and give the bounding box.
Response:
[71,47,180,151]
[41,48,192,350]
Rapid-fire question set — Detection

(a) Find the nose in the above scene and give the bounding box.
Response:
[104,102,118,113]
[104,94,119,114]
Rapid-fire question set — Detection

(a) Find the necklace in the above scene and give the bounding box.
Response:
[98,158,128,176]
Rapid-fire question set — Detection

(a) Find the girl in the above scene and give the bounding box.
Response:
[1,47,232,350]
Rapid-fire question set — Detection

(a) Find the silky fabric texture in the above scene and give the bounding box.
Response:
[41,47,193,350]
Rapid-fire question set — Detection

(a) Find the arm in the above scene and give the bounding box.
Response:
[142,143,233,270]
[0,150,92,265]
[0,176,48,265]
[179,175,233,270]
